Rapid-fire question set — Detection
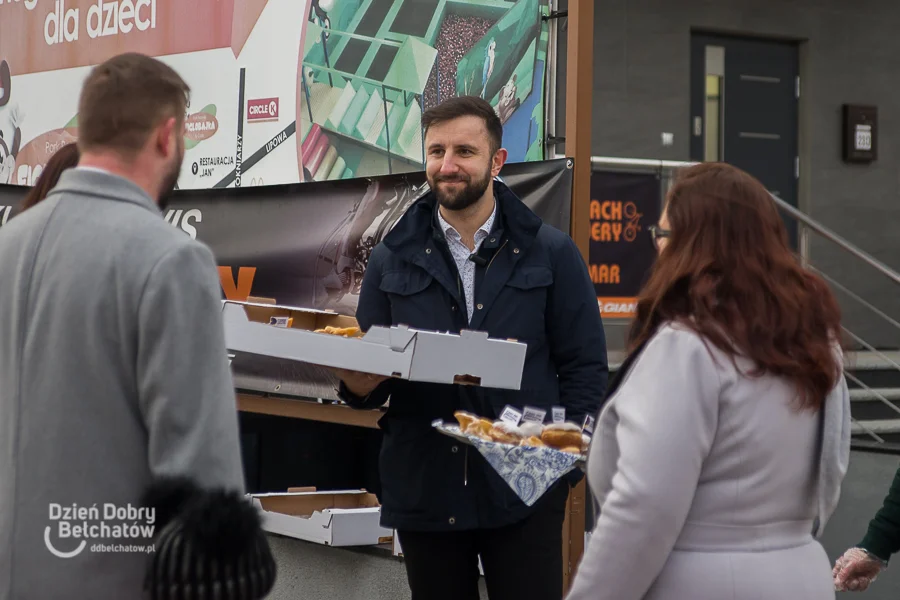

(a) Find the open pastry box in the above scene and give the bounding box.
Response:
[222,298,528,390]
[241,297,360,333]
[250,489,393,547]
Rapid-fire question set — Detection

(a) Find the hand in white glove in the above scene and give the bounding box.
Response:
[833,547,887,592]
[8,104,23,130]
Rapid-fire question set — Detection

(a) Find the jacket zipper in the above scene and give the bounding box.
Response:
[461,238,506,486]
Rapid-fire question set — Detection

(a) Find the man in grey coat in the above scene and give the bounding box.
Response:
[0,53,245,599]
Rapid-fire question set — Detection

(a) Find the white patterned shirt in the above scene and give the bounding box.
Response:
[437,203,497,323]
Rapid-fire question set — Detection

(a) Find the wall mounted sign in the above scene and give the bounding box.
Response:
[843,104,877,163]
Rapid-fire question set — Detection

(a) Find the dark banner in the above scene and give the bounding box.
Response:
[0,159,572,316]
[589,171,661,319]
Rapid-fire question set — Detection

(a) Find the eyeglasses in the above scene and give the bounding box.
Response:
[649,225,671,249]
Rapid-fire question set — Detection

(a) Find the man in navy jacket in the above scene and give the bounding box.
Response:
[337,96,608,600]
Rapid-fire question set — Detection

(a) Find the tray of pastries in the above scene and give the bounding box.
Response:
[435,411,590,464]
[432,410,592,505]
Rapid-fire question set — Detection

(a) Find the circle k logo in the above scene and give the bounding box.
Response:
[248,98,280,121]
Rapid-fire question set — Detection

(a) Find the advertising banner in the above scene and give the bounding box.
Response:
[0,159,572,314]
[589,171,661,319]
[0,0,550,190]
[0,158,570,402]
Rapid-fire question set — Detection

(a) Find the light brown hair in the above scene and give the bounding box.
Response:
[629,162,842,410]
[19,143,80,211]
[77,53,190,158]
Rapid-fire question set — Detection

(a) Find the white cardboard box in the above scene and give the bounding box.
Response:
[223,300,528,390]
[392,528,402,557]
[250,490,393,547]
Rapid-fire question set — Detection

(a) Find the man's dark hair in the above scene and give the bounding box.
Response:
[421,96,503,154]
[77,53,190,158]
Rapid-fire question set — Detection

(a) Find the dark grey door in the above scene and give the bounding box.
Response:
[690,34,799,246]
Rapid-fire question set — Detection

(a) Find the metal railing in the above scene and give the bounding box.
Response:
[591,156,900,452]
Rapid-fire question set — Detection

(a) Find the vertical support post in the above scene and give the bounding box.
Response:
[566,0,595,261]
[563,0,594,594]
[799,223,810,268]
[563,480,587,593]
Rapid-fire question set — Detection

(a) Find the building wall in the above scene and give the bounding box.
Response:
[556,0,900,349]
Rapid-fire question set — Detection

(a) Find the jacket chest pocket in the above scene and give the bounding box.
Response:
[379,270,438,328]
[497,266,553,340]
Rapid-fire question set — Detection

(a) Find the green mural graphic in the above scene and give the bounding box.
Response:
[298,0,551,183]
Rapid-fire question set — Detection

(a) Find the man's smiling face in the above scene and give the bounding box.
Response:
[424,115,496,212]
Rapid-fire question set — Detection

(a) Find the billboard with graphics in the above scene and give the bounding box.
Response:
[0,0,550,190]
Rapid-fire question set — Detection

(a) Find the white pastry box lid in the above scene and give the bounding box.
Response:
[222,300,527,389]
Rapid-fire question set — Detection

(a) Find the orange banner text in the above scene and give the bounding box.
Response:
[597,296,637,319]
[218,266,257,301]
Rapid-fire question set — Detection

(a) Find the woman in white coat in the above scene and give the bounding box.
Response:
[566,162,851,600]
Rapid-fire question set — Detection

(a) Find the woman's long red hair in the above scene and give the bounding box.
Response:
[629,162,842,410]
[19,143,80,212]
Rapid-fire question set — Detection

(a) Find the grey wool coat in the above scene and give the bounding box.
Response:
[0,169,245,600]
[567,323,851,600]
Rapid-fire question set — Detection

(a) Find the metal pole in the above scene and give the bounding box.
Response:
[545,0,559,159]
[590,156,695,171]
[418,94,426,165]
[776,196,900,287]
[321,30,333,87]
[302,71,314,123]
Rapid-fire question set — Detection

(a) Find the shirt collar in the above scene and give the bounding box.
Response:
[437,199,498,242]
[77,166,112,176]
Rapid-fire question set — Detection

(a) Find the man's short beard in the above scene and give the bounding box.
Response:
[431,167,491,212]
[157,148,183,211]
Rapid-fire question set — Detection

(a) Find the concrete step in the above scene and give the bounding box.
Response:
[853,419,900,436]
[608,351,900,382]
[850,388,900,402]
[851,392,900,422]
[845,351,900,371]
